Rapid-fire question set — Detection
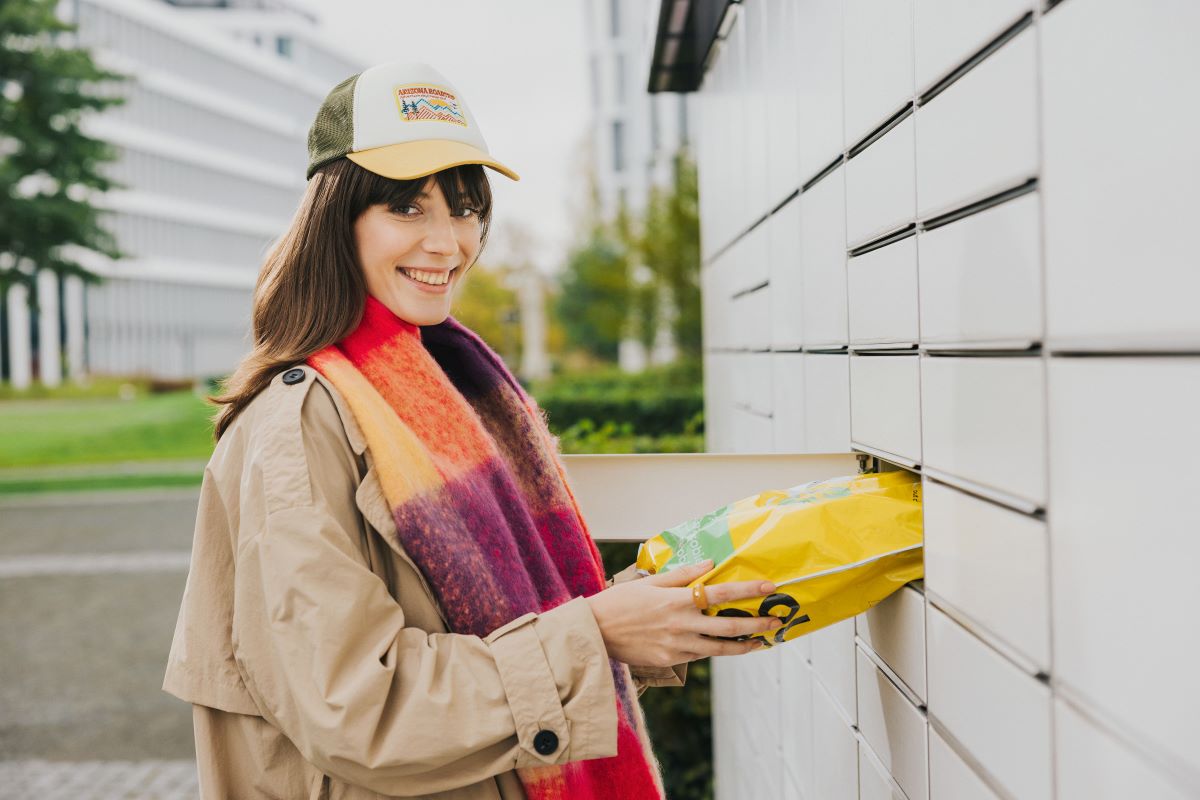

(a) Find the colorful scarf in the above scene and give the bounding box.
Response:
[308,296,664,800]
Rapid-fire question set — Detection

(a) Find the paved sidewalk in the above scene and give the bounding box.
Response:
[0,759,198,799]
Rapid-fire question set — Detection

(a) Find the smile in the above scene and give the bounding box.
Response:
[397,266,456,291]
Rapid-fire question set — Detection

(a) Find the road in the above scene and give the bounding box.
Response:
[0,489,202,798]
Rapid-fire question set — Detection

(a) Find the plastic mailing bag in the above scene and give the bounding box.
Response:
[636,470,923,648]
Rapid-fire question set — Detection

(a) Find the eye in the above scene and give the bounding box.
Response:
[451,207,479,219]
[390,204,420,217]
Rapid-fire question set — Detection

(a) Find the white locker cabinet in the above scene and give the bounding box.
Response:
[918,192,1042,349]
[850,354,922,465]
[1048,357,1200,777]
[740,0,771,232]
[920,355,1045,509]
[1041,0,1200,351]
[768,197,803,349]
[771,352,805,453]
[842,0,915,147]
[731,407,773,454]
[923,479,1049,672]
[779,648,815,800]
[1055,699,1194,800]
[730,286,771,352]
[856,583,927,702]
[729,352,768,417]
[734,220,770,295]
[856,648,930,800]
[812,679,859,800]
[795,0,844,181]
[805,353,852,453]
[799,166,848,347]
[915,28,1038,218]
[732,351,772,418]
[845,116,916,246]
[913,0,1033,93]
[706,250,734,350]
[810,617,858,724]
[927,606,1053,800]
[928,728,999,800]
[859,744,908,800]
[847,235,919,348]
[764,0,801,207]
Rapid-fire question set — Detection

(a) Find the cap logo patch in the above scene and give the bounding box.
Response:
[394,84,467,127]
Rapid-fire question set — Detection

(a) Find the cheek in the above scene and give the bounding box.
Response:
[457,225,483,261]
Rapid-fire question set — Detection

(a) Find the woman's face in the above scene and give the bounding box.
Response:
[354,178,482,326]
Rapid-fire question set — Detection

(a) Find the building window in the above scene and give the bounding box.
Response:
[650,97,661,150]
[589,55,601,106]
[276,35,293,58]
[612,120,626,173]
[614,53,626,105]
[609,0,620,38]
[678,95,690,146]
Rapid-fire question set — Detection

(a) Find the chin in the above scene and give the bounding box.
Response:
[388,300,451,327]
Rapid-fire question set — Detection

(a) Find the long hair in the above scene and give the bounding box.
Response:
[211,158,493,440]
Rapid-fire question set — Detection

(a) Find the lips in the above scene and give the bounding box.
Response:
[396,265,456,291]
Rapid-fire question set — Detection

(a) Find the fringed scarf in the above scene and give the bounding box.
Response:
[307,296,664,800]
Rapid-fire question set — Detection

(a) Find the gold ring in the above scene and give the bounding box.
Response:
[691,583,709,611]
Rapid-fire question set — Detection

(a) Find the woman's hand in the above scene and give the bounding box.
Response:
[586,560,783,667]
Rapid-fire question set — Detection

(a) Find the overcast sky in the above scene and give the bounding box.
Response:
[317,1,595,273]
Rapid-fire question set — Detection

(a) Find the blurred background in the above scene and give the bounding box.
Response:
[0,0,710,797]
[5,1,1200,799]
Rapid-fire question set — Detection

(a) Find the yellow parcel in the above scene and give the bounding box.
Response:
[636,471,923,648]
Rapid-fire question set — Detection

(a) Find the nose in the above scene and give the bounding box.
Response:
[421,210,458,258]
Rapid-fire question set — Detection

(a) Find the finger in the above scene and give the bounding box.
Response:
[694,614,783,640]
[702,579,778,607]
[643,559,714,587]
[687,635,764,658]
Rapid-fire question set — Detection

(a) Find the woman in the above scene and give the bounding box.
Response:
[163,61,781,800]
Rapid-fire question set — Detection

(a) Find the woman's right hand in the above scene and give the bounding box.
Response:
[585,560,784,667]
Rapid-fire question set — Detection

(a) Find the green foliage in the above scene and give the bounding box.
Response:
[555,227,630,361]
[639,154,702,358]
[553,150,701,366]
[533,358,704,437]
[0,391,215,468]
[0,0,128,295]
[451,263,523,364]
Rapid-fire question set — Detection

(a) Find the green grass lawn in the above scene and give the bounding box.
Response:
[0,391,216,469]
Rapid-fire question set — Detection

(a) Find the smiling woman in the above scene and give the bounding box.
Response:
[354,168,491,326]
[164,59,769,800]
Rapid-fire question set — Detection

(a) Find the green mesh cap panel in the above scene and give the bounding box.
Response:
[307,73,359,180]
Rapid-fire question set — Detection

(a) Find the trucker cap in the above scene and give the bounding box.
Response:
[306,61,519,182]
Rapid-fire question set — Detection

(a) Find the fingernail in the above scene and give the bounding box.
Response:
[759,582,776,594]
[770,618,784,628]
[700,559,714,569]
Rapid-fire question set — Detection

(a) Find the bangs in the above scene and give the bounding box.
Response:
[357,163,493,223]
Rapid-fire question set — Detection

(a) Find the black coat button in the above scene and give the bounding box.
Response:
[532,729,558,756]
[282,368,306,385]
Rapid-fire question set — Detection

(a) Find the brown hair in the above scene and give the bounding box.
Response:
[210,158,493,440]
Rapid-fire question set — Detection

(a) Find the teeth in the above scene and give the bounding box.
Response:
[399,267,451,285]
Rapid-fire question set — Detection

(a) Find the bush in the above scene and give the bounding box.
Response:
[532,359,704,438]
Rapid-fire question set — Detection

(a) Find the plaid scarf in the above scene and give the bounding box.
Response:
[308,296,664,800]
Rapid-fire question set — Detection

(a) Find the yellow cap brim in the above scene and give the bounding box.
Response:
[346,139,520,181]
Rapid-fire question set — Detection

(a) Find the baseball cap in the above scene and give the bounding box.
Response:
[306,61,519,182]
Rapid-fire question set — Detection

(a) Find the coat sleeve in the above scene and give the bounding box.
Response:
[228,373,619,796]
[608,563,689,695]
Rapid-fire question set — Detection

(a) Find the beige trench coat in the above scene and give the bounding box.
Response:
[163,365,685,800]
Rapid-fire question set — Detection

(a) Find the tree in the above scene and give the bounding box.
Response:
[0,0,126,297]
[555,225,631,362]
[638,151,702,358]
[451,261,523,365]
